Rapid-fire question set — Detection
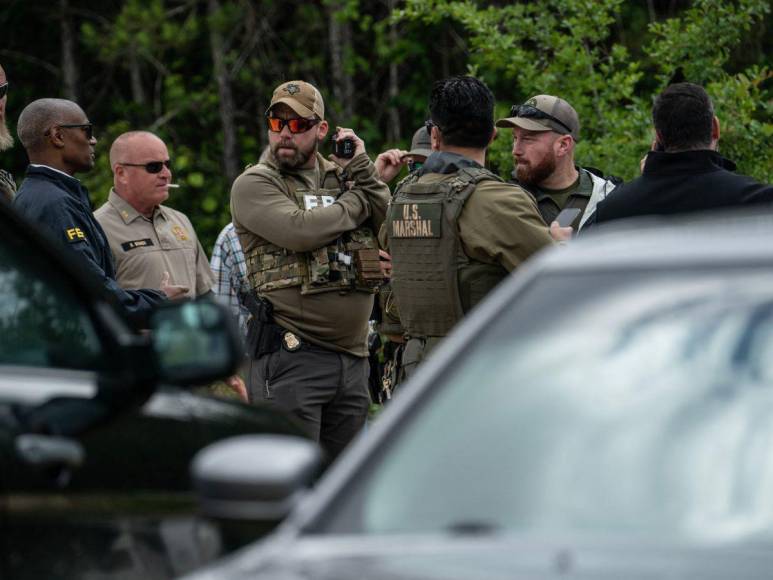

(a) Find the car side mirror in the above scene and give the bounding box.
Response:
[191,435,322,523]
[150,299,242,386]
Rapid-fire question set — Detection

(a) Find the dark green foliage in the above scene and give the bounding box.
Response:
[0,0,770,255]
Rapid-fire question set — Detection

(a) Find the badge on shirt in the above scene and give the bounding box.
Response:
[121,238,155,251]
[304,195,336,210]
[171,225,189,241]
[64,227,87,243]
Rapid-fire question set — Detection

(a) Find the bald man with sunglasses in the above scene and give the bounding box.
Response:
[231,80,390,459]
[95,131,213,299]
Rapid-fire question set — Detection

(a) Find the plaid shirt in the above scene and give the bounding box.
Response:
[210,222,249,335]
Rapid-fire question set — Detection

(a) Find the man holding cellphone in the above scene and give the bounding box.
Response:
[231,80,390,459]
[497,94,618,231]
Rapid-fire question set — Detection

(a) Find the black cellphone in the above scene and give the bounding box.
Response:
[654,140,665,152]
[555,207,581,228]
[333,135,355,159]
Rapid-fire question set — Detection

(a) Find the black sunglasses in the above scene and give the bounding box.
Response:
[119,160,172,174]
[424,119,438,135]
[58,123,95,140]
[510,104,573,135]
[0,82,7,100]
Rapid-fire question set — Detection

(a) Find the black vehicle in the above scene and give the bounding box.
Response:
[0,200,301,579]
[188,213,773,580]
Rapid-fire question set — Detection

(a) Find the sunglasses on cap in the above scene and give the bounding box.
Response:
[0,82,7,99]
[118,160,172,174]
[266,115,320,134]
[510,104,573,135]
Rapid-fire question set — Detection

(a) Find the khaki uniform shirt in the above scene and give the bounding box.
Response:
[231,152,390,357]
[95,189,213,297]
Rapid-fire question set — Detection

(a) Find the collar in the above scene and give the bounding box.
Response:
[25,164,91,207]
[29,163,80,182]
[108,188,163,224]
[419,151,483,176]
[643,149,736,175]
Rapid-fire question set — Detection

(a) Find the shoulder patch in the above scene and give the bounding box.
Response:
[65,227,87,243]
[121,238,155,251]
[171,225,189,241]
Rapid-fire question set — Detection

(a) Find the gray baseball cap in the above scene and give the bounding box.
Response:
[404,126,432,159]
[496,95,580,141]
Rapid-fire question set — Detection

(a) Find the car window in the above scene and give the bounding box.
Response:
[317,269,773,542]
[0,235,104,370]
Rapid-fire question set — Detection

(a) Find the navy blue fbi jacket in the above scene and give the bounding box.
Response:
[14,165,165,327]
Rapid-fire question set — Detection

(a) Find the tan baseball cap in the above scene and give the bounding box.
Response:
[496,95,580,141]
[404,126,432,159]
[267,81,325,119]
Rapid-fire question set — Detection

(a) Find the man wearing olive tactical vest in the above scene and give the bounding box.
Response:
[231,80,390,459]
[384,76,554,379]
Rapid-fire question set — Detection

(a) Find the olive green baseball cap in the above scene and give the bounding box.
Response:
[267,81,325,120]
[496,95,580,141]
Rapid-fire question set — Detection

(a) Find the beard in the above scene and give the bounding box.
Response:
[515,151,556,187]
[0,117,14,152]
[270,137,317,171]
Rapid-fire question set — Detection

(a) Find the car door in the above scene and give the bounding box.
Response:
[0,204,222,579]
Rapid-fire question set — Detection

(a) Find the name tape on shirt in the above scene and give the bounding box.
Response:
[65,227,87,243]
[121,238,155,251]
[304,195,336,210]
[389,202,441,238]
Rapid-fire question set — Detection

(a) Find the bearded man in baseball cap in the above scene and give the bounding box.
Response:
[229,80,390,460]
[496,94,618,231]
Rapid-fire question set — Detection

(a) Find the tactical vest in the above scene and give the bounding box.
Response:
[245,163,381,296]
[387,167,508,338]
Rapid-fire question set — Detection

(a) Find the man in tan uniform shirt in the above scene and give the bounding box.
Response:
[231,80,389,458]
[95,131,213,298]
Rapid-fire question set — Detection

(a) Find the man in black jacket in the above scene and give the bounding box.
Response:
[585,83,773,226]
[13,98,186,327]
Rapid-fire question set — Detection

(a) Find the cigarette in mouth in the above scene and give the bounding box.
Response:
[166,184,180,188]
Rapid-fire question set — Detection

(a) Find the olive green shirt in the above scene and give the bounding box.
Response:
[95,189,214,297]
[231,151,390,357]
[516,166,593,228]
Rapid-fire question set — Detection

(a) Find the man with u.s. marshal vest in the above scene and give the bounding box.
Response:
[384,76,554,379]
[231,80,389,459]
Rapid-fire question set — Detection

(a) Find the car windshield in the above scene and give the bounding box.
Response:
[316,269,773,543]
